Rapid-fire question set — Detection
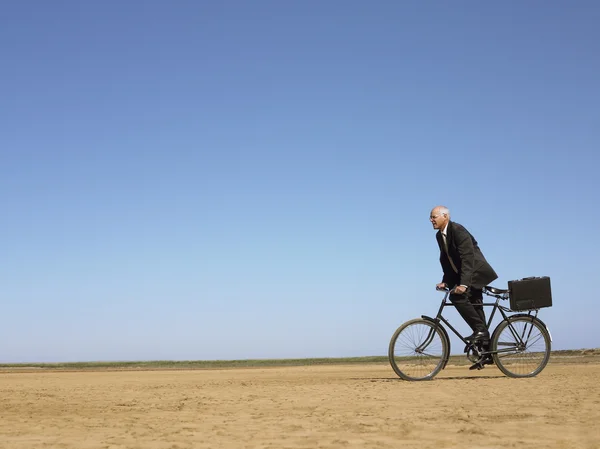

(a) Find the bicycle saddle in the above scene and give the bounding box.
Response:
[485,286,508,294]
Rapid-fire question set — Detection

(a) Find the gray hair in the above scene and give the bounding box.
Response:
[432,205,450,218]
[438,206,450,217]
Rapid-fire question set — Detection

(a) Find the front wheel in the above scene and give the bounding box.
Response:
[388,318,449,381]
[491,315,551,378]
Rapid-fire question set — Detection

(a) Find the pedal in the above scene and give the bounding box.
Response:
[469,361,486,371]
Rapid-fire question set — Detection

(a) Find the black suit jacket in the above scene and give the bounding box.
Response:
[436,221,498,289]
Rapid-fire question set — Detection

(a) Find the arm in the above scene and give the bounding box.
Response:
[454,225,475,287]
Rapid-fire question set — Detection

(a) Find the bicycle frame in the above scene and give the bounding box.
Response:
[419,288,541,359]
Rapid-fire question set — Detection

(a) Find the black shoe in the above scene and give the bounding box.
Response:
[465,330,490,342]
[469,356,494,371]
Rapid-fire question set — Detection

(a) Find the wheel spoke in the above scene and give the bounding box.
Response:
[492,317,550,378]
[389,320,447,381]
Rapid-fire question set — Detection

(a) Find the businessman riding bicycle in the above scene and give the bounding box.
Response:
[429,205,497,370]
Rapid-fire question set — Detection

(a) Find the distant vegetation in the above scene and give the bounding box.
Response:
[0,356,388,371]
[1,349,598,372]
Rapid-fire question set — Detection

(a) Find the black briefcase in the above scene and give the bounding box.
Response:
[508,276,553,311]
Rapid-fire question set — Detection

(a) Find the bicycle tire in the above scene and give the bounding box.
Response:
[491,315,551,378]
[388,318,449,381]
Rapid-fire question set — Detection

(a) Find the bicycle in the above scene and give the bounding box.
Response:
[388,285,552,381]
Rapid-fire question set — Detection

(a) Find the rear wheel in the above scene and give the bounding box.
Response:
[491,315,551,378]
[388,319,449,381]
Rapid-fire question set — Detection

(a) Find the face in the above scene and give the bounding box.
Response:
[429,209,448,230]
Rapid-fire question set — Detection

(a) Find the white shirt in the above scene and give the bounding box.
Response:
[440,223,452,258]
[440,223,466,288]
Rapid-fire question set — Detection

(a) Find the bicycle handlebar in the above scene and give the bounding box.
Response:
[436,286,457,294]
[437,285,508,299]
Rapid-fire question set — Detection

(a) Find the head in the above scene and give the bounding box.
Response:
[430,206,450,230]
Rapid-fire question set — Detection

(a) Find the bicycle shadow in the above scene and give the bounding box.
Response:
[431,375,508,381]
[354,374,507,382]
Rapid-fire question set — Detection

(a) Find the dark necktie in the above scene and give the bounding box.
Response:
[442,233,458,273]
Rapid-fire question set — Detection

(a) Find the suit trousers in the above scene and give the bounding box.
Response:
[449,287,487,333]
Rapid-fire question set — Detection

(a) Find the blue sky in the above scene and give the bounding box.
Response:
[1,1,599,363]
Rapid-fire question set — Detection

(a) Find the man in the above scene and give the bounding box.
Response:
[430,205,498,370]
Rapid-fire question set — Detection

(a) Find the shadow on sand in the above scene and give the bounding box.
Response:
[353,374,507,382]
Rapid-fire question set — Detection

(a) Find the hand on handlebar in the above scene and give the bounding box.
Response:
[436,283,467,294]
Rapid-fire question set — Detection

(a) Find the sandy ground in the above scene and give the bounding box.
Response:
[1,361,599,449]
